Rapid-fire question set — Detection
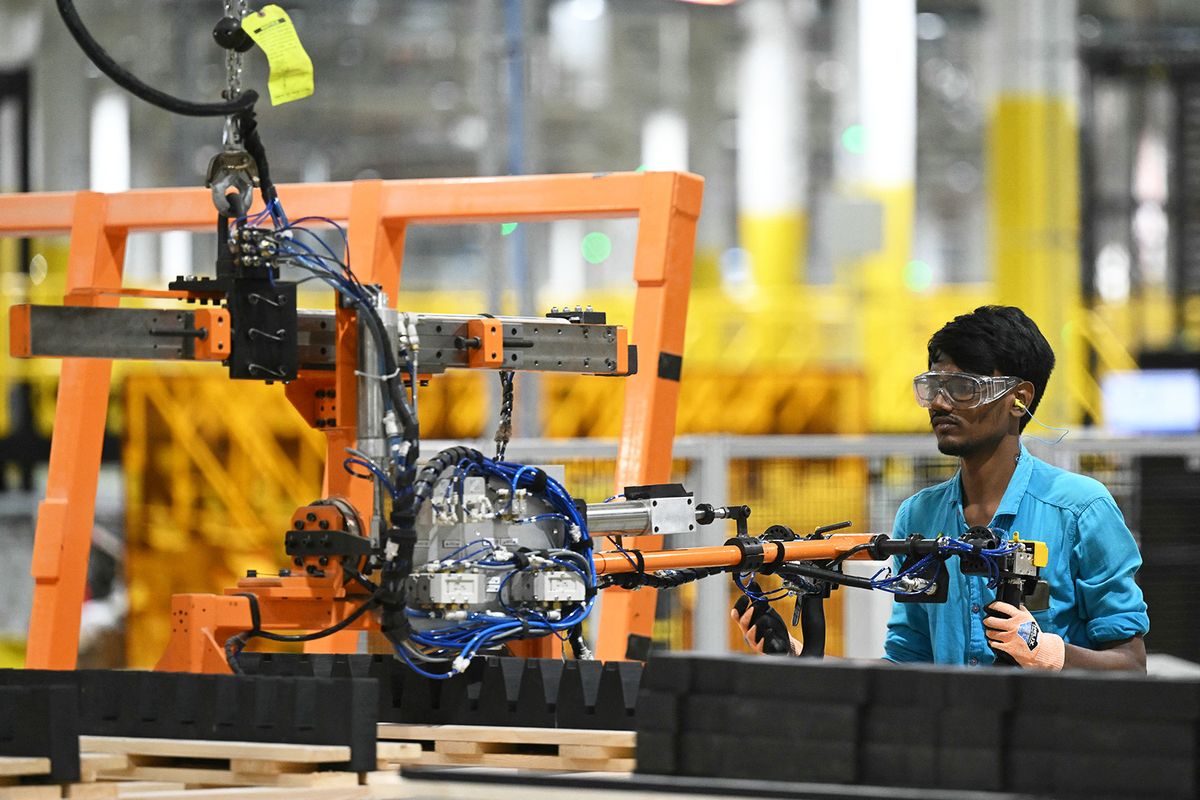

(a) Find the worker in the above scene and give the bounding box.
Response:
[733,305,1149,670]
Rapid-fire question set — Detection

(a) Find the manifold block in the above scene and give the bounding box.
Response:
[409,572,488,607]
[509,569,587,604]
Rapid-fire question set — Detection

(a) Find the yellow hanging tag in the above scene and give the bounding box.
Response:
[241,5,314,105]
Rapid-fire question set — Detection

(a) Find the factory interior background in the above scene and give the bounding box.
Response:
[0,0,1198,674]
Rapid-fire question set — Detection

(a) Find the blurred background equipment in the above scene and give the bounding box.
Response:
[0,0,1197,671]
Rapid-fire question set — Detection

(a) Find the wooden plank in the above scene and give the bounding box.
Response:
[0,786,61,800]
[62,784,118,800]
[376,724,635,748]
[113,788,368,800]
[359,771,402,787]
[226,761,312,777]
[0,757,52,778]
[80,754,130,782]
[419,751,634,773]
[557,744,635,760]
[111,783,186,797]
[432,741,508,756]
[374,743,422,767]
[95,767,359,790]
[78,739,347,764]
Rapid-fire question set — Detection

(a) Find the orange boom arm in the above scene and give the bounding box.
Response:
[592,534,882,575]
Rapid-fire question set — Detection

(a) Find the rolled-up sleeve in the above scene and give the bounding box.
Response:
[882,500,934,663]
[1072,495,1150,644]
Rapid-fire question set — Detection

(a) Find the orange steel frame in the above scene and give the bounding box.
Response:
[2,172,703,670]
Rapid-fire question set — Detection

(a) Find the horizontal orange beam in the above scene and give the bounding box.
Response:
[0,172,704,236]
[592,533,880,576]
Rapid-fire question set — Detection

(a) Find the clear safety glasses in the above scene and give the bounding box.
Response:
[913,371,1019,410]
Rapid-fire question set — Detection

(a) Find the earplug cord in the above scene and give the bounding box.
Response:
[1015,398,1069,445]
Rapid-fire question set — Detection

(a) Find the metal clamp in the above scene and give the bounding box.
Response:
[206,148,260,217]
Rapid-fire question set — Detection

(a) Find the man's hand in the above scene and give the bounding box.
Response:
[983,601,1065,670]
[730,585,800,655]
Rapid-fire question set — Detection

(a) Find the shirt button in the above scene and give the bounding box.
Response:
[969,657,979,666]
[971,604,981,613]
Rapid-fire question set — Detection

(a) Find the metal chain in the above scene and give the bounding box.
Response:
[222,0,249,146]
[223,0,248,100]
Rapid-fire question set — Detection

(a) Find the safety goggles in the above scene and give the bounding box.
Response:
[913,371,1019,409]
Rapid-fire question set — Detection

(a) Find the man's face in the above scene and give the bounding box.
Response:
[925,358,1014,457]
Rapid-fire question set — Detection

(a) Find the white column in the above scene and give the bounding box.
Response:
[736,0,810,289]
[89,89,130,193]
[985,0,1082,427]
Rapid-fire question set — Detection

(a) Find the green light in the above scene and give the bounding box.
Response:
[500,222,519,236]
[634,164,648,173]
[904,259,933,292]
[841,124,866,155]
[581,232,612,265]
[29,253,48,286]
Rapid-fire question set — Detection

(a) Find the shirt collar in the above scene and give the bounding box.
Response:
[947,441,1034,524]
[993,441,1034,521]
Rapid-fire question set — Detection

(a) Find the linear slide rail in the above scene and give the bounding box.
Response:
[12,305,631,376]
[9,305,231,361]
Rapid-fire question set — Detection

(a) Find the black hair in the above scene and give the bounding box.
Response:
[927,305,1055,430]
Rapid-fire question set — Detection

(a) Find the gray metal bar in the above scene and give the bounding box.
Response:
[299,311,629,377]
[17,305,204,360]
[412,314,627,375]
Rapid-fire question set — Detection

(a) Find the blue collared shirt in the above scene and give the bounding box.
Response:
[883,442,1149,666]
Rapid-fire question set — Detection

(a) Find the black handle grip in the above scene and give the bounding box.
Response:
[732,583,792,655]
[798,594,825,659]
[986,579,1025,667]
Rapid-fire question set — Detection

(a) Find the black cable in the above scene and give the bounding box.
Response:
[827,542,875,568]
[56,0,257,117]
[600,566,726,591]
[774,562,874,590]
[235,109,277,207]
[411,446,484,510]
[347,569,379,594]
[224,590,380,660]
[356,300,420,453]
[494,370,514,461]
[252,596,380,642]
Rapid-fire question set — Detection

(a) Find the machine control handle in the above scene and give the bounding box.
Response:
[986,579,1024,667]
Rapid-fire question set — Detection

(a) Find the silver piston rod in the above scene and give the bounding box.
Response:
[585,499,745,536]
[357,292,396,540]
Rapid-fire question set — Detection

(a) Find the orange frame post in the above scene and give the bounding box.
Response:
[1,171,703,669]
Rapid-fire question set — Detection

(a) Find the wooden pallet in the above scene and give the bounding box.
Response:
[376,724,636,773]
[0,753,131,800]
[80,738,369,791]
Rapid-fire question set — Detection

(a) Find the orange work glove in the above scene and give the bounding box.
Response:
[730,584,800,656]
[983,601,1065,670]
